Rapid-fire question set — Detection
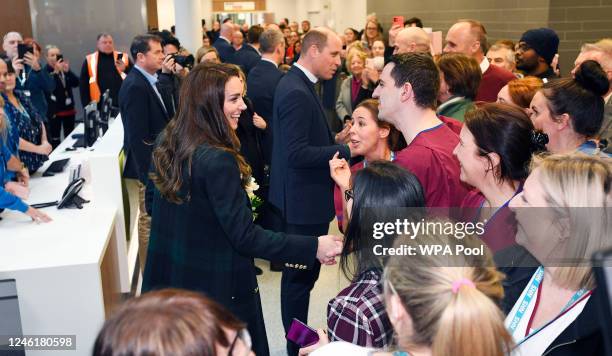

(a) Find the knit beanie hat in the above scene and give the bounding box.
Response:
[519,28,559,65]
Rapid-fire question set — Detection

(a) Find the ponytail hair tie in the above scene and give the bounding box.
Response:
[451,278,475,294]
[530,130,549,153]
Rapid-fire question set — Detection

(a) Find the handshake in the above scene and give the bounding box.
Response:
[316,235,344,265]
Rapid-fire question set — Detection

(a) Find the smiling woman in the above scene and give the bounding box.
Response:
[143,62,341,356]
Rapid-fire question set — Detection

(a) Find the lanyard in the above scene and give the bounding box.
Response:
[508,266,591,346]
[363,151,395,168]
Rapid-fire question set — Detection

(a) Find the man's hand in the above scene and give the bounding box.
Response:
[253,113,267,130]
[334,121,352,144]
[388,23,403,47]
[161,55,175,74]
[12,56,24,76]
[298,329,330,355]
[316,234,343,265]
[115,58,127,72]
[24,52,41,71]
[61,58,70,73]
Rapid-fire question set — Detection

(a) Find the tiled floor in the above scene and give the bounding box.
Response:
[255,220,349,356]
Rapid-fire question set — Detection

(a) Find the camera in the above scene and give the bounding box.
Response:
[171,54,195,69]
[56,54,64,62]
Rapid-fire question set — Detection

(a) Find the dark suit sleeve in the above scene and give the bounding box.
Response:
[201,150,318,267]
[66,70,80,88]
[121,81,152,183]
[79,59,90,106]
[280,90,350,168]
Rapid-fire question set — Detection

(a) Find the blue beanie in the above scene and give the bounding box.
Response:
[520,28,559,65]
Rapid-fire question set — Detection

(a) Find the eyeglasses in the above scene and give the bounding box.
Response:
[344,188,354,202]
[228,328,252,356]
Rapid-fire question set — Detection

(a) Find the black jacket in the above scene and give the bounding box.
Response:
[118,68,171,183]
[79,51,131,108]
[269,65,350,225]
[142,144,318,356]
[229,45,261,76]
[246,59,283,164]
[213,37,236,63]
[45,64,79,117]
[499,246,606,356]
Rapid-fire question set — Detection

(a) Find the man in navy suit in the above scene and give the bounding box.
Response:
[119,34,171,273]
[269,28,351,356]
[213,22,236,63]
[246,28,285,164]
[230,25,263,76]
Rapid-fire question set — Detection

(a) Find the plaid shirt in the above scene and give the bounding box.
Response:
[327,270,393,348]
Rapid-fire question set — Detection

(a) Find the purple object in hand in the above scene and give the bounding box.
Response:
[286,318,320,348]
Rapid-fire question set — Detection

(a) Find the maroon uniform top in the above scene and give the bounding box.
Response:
[394,120,468,208]
[476,65,516,102]
[460,189,520,252]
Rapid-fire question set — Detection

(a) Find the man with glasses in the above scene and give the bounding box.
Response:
[516,28,560,81]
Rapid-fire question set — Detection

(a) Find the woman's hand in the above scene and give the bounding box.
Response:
[37,141,52,156]
[329,151,351,190]
[16,166,29,186]
[252,113,267,130]
[298,329,330,355]
[335,121,352,144]
[25,206,52,223]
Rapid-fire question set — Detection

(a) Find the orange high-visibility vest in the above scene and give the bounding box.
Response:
[86,51,128,102]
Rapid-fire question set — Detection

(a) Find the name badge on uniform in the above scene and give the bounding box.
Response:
[65,97,72,106]
[23,90,31,97]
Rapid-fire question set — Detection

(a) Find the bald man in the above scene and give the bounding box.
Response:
[444,20,514,102]
[393,27,431,54]
[213,22,235,62]
[269,27,350,356]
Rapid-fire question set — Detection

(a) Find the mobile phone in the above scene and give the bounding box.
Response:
[56,54,64,62]
[392,16,405,27]
[17,43,33,59]
[117,52,124,61]
[286,318,319,348]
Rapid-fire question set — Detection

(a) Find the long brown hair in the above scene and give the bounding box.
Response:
[93,288,246,356]
[151,62,251,204]
[355,99,406,151]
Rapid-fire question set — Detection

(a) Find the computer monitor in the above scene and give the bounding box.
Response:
[99,89,111,134]
[84,101,99,147]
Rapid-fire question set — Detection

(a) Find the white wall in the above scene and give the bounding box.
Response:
[157,0,366,33]
[157,0,213,32]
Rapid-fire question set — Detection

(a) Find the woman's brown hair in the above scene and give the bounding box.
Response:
[151,62,251,204]
[355,99,406,151]
[436,53,482,100]
[507,76,543,108]
[93,288,245,356]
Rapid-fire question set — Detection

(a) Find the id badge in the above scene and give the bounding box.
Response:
[23,90,31,97]
[65,97,72,105]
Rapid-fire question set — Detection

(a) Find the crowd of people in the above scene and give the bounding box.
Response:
[1,12,611,356]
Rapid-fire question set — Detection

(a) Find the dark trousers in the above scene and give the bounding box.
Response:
[281,222,328,356]
[49,114,76,148]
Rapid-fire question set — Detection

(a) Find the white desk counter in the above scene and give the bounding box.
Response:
[0,117,130,355]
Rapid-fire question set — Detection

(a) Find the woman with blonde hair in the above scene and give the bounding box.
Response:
[336,50,373,121]
[506,153,611,355]
[301,224,514,356]
[196,46,221,64]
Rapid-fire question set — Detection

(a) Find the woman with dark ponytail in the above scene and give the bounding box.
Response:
[453,102,547,252]
[529,60,610,156]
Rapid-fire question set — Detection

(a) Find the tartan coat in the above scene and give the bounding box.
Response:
[142,144,318,355]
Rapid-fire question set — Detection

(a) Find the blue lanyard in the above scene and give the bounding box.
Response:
[363,151,395,168]
[508,266,589,345]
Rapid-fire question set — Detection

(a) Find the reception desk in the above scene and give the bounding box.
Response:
[0,116,134,355]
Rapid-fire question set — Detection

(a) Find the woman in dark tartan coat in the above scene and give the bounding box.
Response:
[142,63,342,356]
